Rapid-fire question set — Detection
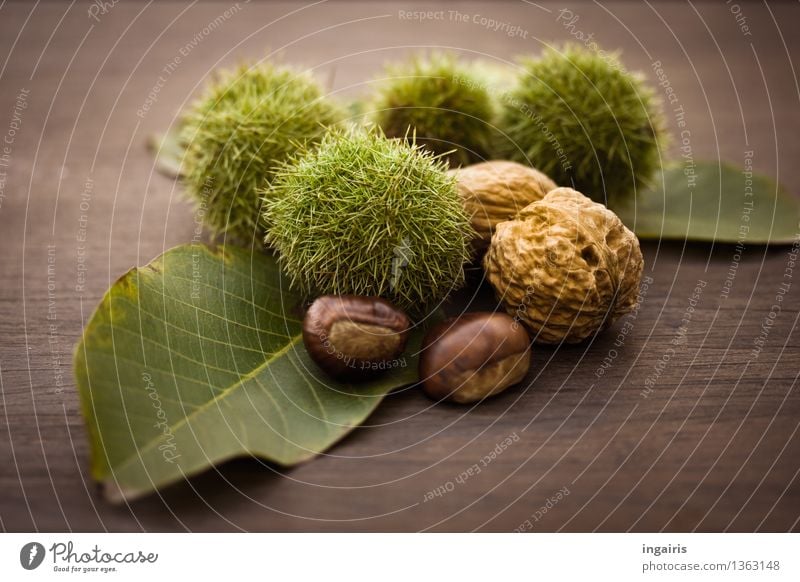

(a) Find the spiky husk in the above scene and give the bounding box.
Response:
[497,44,666,206]
[180,63,343,241]
[370,53,495,167]
[264,128,474,313]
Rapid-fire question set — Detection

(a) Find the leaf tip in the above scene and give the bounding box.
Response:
[102,479,142,505]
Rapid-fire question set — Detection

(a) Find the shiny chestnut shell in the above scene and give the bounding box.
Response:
[419,312,531,403]
[302,295,410,380]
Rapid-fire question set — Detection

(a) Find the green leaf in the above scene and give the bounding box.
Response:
[74,244,428,503]
[616,161,800,244]
[147,130,184,179]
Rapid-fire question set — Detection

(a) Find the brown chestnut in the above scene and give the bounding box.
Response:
[302,295,411,380]
[419,312,531,403]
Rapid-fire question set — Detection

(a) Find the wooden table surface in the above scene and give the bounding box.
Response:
[1,0,799,532]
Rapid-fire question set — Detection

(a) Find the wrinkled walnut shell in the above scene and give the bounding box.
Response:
[484,188,643,344]
[449,160,557,249]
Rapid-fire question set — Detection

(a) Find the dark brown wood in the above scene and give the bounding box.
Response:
[1,0,798,532]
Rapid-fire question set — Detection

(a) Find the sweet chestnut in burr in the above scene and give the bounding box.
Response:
[302,295,411,380]
[419,312,531,403]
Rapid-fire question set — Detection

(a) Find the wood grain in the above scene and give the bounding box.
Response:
[0,0,798,532]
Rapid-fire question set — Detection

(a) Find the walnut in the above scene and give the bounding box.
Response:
[449,161,557,249]
[483,188,643,344]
